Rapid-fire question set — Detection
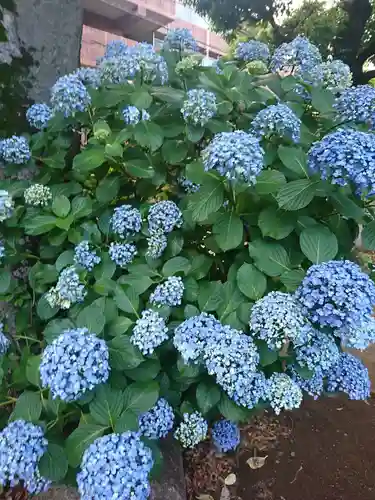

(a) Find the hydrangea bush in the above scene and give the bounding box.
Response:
[0,32,374,496]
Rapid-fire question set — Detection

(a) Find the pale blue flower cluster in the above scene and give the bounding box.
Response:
[51,74,91,117]
[0,190,14,221]
[174,412,208,448]
[0,323,9,355]
[0,420,50,495]
[134,42,169,84]
[40,327,110,402]
[235,40,270,63]
[148,200,183,234]
[146,229,168,259]
[295,260,375,330]
[181,88,217,126]
[74,241,101,271]
[109,242,137,268]
[110,204,142,239]
[24,184,52,206]
[178,176,200,193]
[327,353,370,400]
[334,85,375,127]
[251,103,301,143]
[139,398,175,439]
[77,432,153,500]
[270,36,322,74]
[102,40,130,59]
[312,60,352,93]
[250,292,312,350]
[131,309,168,355]
[290,367,324,399]
[163,28,198,52]
[212,420,240,452]
[202,131,264,184]
[338,317,375,351]
[98,54,139,84]
[265,373,303,415]
[26,103,53,129]
[150,276,184,307]
[73,67,101,88]
[308,128,375,196]
[122,105,150,125]
[0,136,31,164]
[56,266,87,304]
[295,331,340,372]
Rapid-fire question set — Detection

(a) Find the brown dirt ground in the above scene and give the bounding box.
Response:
[185,397,375,500]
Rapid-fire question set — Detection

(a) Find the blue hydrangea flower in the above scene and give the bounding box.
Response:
[0,323,9,355]
[312,60,352,93]
[250,292,312,350]
[139,398,175,439]
[73,67,101,88]
[173,313,225,364]
[0,420,50,495]
[307,128,375,196]
[98,55,140,84]
[74,241,101,271]
[150,276,184,307]
[102,40,131,59]
[295,260,375,330]
[51,74,91,117]
[334,85,375,127]
[148,201,183,234]
[26,103,53,129]
[109,242,137,268]
[0,136,31,164]
[179,176,200,193]
[327,353,371,400]
[289,367,324,400]
[337,316,375,351]
[146,229,168,259]
[0,190,14,221]
[134,42,169,84]
[265,373,303,415]
[251,103,301,143]
[202,131,264,184]
[181,89,217,126]
[174,412,208,448]
[77,432,153,500]
[235,40,270,63]
[295,331,340,372]
[130,309,168,355]
[56,266,87,304]
[212,420,240,452]
[122,105,150,125]
[204,330,260,408]
[163,28,198,52]
[24,184,52,206]
[270,36,322,74]
[110,205,142,239]
[40,327,110,402]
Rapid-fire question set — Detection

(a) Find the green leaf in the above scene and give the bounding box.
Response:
[10,391,42,422]
[96,177,120,204]
[300,225,338,263]
[39,443,68,482]
[277,179,318,211]
[278,146,309,178]
[73,147,106,172]
[162,140,188,164]
[131,90,153,108]
[258,207,294,240]
[66,424,106,468]
[151,87,185,104]
[125,159,155,178]
[361,221,375,250]
[280,269,305,291]
[118,274,153,295]
[311,87,334,114]
[108,316,133,337]
[123,381,159,415]
[330,192,364,222]
[71,196,93,219]
[162,257,191,276]
[24,214,57,235]
[125,359,161,382]
[252,241,291,277]
[196,382,221,415]
[217,281,245,321]
[134,122,164,152]
[188,177,224,222]
[90,385,124,428]
[237,264,267,300]
[198,281,223,311]
[0,270,11,294]
[52,195,71,218]
[213,211,243,251]
[255,169,287,194]
[43,318,75,344]
[186,124,205,143]
[114,410,139,433]
[26,356,41,387]
[55,250,74,272]
[258,341,278,367]
[94,255,116,280]
[114,287,139,316]
[218,394,251,423]
[77,299,106,335]
[189,254,212,280]
[37,296,58,321]
[108,335,144,370]
[185,160,207,184]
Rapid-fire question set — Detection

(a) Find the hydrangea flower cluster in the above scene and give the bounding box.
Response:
[265,373,303,415]
[131,309,168,355]
[0,323,9,355]
[40,328,110,402]
[327,353,371,400]
[24,184,52,206]
[308,128,375,196]
[109,242,137,268]
[163,28,198,52]
[102,40,130,59]
[74,241,101,271]
[148,201,183,234]
[181,88,217,126]
[247,60,269,75]
[73,67,101,88]
[0,420,50,495]
[290,367,324,400]
[295,260,375,330]
[77,432,153,500]
[110,205,142,239]
[270,36,322,74]
[146,229,168,259]
[250,292,312,350]
[0,190,14,221]
[295,331,340,372]
[134,42,169,84]
[46,266,86,309]
[176,55,202,76]
[178,175,200,193]
[334,85,375,127]
[26,103,53,129]
[251,103,301,143]
[51,74,91,117]
[139,398,175,439]
[174,412,208,448]
[122,105,150,125]
[314,60,352,93]
[212,420,240,452]
[235,40,270,63]
[337,317,375,350]
[98,55,139,84]
[150,276,184,307]
[0,136,31,164]
[202,131,264,184]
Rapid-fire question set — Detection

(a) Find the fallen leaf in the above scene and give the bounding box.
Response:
[220,485,231,500]
[246,455,268,469]
[224,473,237,486]
[196,495,215,500]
